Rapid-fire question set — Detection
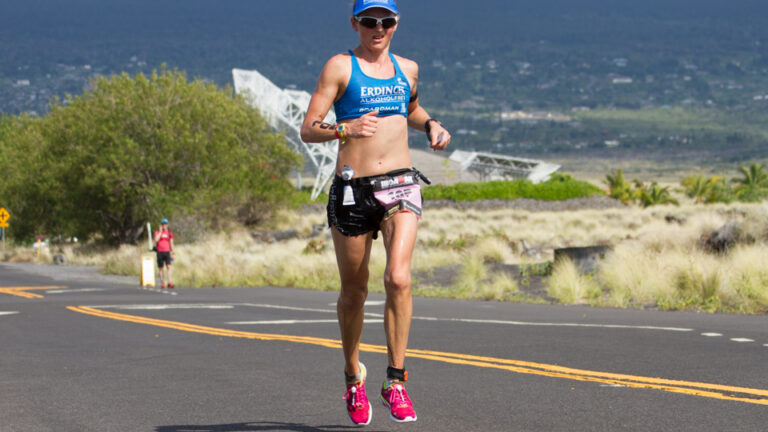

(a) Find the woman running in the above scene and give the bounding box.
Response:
[300,0,450,425]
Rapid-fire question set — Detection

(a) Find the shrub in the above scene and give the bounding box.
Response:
[421,174,603,202]
[636,182,679,208]
[681,174,733,204]
[605,169,635,204]
[732,163,768,202]
[0,68,301,244]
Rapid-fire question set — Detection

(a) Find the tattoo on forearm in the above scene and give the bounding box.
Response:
[312,121,335,130]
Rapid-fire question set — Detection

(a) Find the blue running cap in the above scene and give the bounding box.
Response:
[161,218,168,224]
[353,0,399,16]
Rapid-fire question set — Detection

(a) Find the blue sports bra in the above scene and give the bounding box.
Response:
[333,50,411,121]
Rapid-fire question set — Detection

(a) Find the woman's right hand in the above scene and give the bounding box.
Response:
[345,109,379,138]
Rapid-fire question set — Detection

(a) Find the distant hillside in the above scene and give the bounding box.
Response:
[3,0,768,164]
[4,0,767,88]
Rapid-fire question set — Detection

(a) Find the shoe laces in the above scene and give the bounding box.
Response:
[387,383,410,408]
[344,383,368,409]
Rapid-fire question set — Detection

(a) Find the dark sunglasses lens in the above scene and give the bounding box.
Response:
[381,18,397,28]
[358,17,397,29]
[359,18,378,28]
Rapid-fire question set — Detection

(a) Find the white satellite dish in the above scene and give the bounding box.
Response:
[232,68,337,200]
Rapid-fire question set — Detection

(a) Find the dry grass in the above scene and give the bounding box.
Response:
[722,245,768,313]
[6,201,768,313]
[593,203,768,312]
[597,241,768,313]
[547,257,601,305]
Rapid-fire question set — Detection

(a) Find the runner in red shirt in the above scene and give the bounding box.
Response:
[153,218,175,289]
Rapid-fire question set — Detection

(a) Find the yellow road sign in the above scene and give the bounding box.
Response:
[0,208,9,224]
[0,222,8,228]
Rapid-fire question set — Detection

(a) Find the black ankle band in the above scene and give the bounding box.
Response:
[345,371,361,385]
[387,366,407,381]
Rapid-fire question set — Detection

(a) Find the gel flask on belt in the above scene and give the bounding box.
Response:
[341,165,356,206]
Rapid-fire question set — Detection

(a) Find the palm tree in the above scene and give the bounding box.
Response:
[682,174,707,204]
[732,163,768,202]
[605,169,634,204]
[682,174,728,204]
[639,182,679,208]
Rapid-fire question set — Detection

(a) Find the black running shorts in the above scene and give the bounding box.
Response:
[327,174,385,239]
[156,251,173,267]
[327,168,423,239]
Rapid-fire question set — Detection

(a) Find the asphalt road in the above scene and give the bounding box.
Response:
[1,263,766,432]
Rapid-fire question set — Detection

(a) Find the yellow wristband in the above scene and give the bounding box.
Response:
[335,124,347,144]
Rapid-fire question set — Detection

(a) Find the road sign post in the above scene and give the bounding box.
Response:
[35,235,44,258]
[0,208,9,251]
[141,254,156,287]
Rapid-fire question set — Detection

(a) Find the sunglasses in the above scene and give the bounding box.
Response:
[355,15,399,29]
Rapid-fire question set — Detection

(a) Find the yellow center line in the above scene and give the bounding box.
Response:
[0,286,67,299]
[67,305,768,406]
[405,348,768,398]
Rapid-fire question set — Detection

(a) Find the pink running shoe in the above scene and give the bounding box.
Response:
[380,381,417,422]
[343,363,371,426]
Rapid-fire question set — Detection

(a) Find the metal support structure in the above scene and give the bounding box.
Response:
[448,150,561,183]
[232,68,338,200]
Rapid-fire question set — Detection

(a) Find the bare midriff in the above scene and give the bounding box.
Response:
[336,115,411,177]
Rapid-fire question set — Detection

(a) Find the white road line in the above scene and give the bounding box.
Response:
[46,288,106,294]
[328,300,385,307]
[228,319,339,325]
[730,338,755,343]
[90,304,234,310]
[243,304,692,332]
[701,333,723,337]
[227,319,384,325]
[241,304,695,332]
[242,303,337,314]
[78,302,695,333]
[0,311,19,316]
[410,316,693,332]
[141,288,179,295]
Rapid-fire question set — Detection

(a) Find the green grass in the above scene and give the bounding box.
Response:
[422,174,604,202]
